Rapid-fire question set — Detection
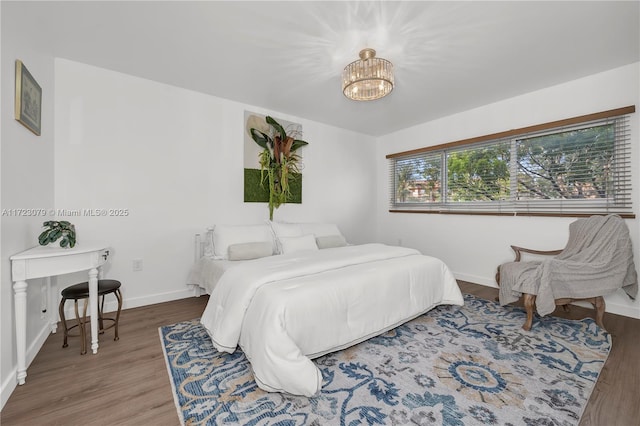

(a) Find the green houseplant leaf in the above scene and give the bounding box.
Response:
[250,128,272,150]
[266,116,287,141]
[38,221,76,248]
[291,139,309,152]
[38,230,50,245]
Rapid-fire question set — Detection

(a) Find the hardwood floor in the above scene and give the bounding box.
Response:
[1,296,209,426]
[2,282,638,425]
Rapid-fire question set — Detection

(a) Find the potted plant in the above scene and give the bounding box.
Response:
[249,116,309,220]
[38,220,76,248]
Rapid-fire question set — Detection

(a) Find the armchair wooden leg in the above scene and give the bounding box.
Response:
[523,293,536,331]
[593,296,606,331]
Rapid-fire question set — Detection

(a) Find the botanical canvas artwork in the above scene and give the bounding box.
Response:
[243,111,307,219]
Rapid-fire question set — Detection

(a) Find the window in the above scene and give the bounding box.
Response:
[387,106,635,217]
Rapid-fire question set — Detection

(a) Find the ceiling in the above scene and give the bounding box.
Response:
[6,1,639,136]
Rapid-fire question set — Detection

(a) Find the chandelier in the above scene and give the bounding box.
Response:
[342,48,394,101]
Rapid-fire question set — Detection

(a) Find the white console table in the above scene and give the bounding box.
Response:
[10,242,110,385]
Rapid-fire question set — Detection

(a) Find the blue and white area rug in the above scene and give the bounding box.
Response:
[159,294,610,425]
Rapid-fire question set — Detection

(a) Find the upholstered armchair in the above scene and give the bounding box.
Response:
[496,214,638,331]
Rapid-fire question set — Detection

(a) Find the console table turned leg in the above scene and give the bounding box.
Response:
[48,276,58,333]
[13,280,28,385]
[89,268,99,355]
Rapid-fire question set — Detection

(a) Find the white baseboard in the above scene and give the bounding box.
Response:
[119,288,195,310]
[1,319,51,410]
[1,368,17,410]
[598,300,640,319]
[453,272,498,288]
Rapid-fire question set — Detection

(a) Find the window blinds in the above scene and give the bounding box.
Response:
[388,106,634,217]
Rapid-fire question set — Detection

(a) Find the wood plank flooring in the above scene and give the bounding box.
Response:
[2,281,638,425]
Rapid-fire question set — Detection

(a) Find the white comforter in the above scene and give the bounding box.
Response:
[200,243,463,396]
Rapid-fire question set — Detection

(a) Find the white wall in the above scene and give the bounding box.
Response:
[1,5,56,408]
[376,63,640,319]
[53,58,378,312]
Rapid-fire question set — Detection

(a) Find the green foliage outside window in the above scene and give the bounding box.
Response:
[394,123,618,207]
[447,144,510,202]
[516,125,614,200]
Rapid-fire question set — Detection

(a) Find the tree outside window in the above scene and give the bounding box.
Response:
[390,111,632,216]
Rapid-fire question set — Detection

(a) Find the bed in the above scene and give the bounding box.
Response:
[187,222,464,397]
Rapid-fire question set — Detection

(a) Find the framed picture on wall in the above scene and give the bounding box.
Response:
[14,60,42,136]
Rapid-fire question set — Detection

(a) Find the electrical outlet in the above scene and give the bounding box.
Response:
[132,258,143,272]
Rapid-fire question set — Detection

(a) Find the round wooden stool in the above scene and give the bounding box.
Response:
[58,279,122,355]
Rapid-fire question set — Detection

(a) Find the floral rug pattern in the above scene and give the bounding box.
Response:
[159,294,610,425]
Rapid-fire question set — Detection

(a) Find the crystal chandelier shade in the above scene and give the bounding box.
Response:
[342,48,394,101]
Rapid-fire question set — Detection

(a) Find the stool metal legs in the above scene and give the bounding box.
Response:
[75,299,88,355]
[58,297,88,354]
[113,288,122,341]
[98,289,122,341]
[58,298,67,348]
[59,290,122,354]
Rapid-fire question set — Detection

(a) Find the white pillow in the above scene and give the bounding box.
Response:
[299,223,343,238]
[268,221,304,254]
[228,241,273,261]
[212,224,274,260]
[279,234,318,255]
[316,234,348,249]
